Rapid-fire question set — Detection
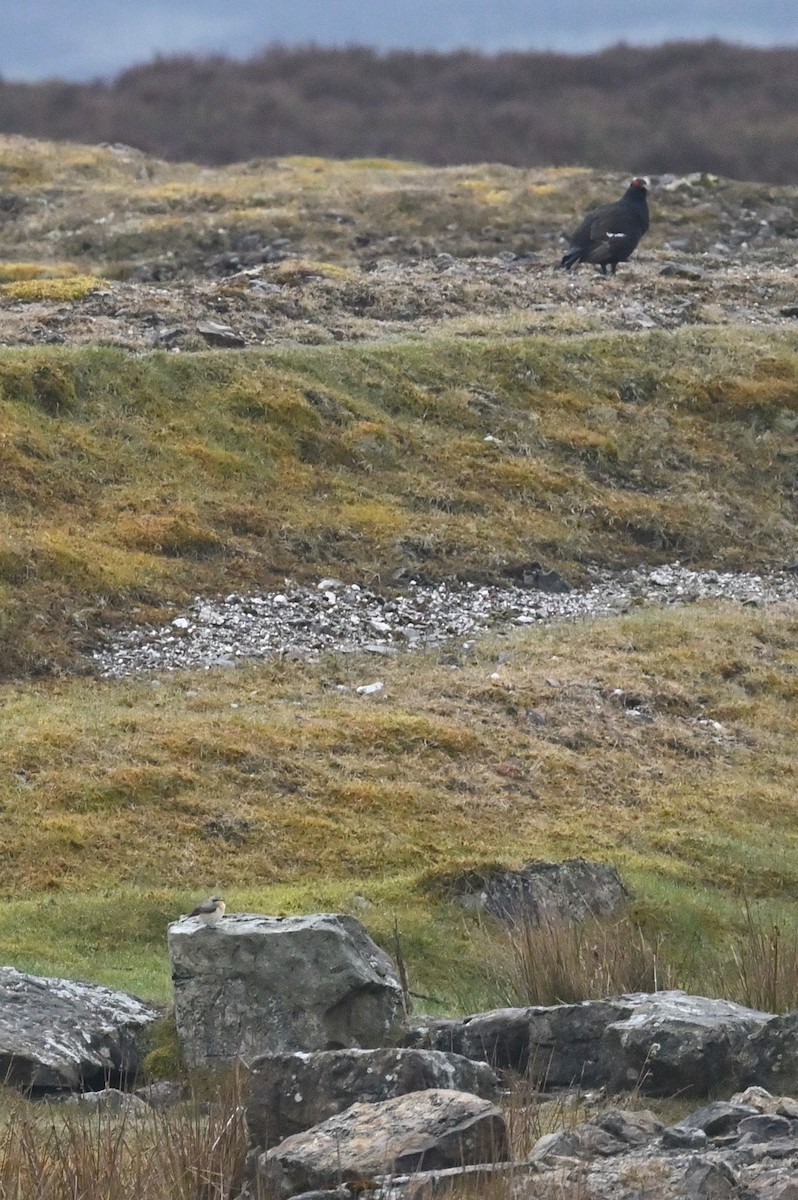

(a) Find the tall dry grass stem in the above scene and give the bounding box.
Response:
[0,1070,247,1200]
[479,911,672,1008]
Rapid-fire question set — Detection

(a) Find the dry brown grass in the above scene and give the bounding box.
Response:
[0,1075,246,1200]
[478,913,669,1008]
[723,901,798,1013]
[473,899,798,1016]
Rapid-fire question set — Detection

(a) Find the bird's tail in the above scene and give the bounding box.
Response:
[559,248,582,271]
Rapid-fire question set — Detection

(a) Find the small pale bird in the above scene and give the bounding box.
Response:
[187,895,226,926]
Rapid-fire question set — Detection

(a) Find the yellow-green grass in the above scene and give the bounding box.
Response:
[0,262,84,283]
[0,138,601,269]
[0,135,781,275]
[1,326,797,676]
[0,276,104,302]
[1,601,797,1004]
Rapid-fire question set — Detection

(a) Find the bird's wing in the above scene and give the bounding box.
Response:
[585,208,642,260]
[188,899,217,916]
[569,202,613,246]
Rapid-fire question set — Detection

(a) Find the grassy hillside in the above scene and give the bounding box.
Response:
[2,602,798,1003]
[2,330,797,676]
[1,137,798,1012]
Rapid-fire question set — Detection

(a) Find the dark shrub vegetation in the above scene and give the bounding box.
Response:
[2,41,798,181]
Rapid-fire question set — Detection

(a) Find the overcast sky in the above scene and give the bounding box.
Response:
[4,1,797,82]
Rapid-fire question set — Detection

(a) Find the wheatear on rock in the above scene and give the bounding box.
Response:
[186,895,226,926]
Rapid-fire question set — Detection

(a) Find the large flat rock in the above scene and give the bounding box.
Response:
[602,991,774,1096]
[258,1088,509,1197]
[0,967,160,1091]
[410,991,776,1097]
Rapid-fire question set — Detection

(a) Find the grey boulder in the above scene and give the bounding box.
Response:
[258,1089,509,1197]
[450,857,628,924]
[410,997,636,1083]
[246,1046,500,1145]
[411,991,776,1098]
[601,991,774,1096]
[0,967,159,1091]
[168,912,405,1069]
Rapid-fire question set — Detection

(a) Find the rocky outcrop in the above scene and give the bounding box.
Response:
[601,991,774,1096]
[742,1010,798,1093]
[525,1092,798,1200]
[244,1086,798,1200]
[246,1046,500,1146]
[0,967,159,1091]
[168,912,405,1069]
[410,991,776,1096]
[255,1089,509,1198]
[411,998,635,1083]
[448,858,629,924]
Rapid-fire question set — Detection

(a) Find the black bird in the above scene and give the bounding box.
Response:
[560,177,649,275]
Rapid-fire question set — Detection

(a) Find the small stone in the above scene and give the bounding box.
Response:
[150,326,184,346]
[731,1085,777,1111]
[659,262,705,281]
[682,1159,737,1198]
[355,681,383,695]
[776,1097,798,1118]
[661,1124,708,1149]
[196,320,246,348]
[134,1080,188,1109]
[682,1100,757,1135]
[737,1112,793,1141]
[56,1088,151,1116]
[530,1129,582,1160]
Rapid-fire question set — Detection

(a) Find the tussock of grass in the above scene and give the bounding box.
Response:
[0,277,103,302]
[0,1074,246,1200]
[479,913,667,1008]
[724,901,798,1013]
[0,262,82,283]
[476,898,798,1017]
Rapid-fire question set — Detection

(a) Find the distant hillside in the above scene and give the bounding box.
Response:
[2,41,798,181]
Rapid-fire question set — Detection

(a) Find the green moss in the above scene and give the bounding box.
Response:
[142,1013,185,1080]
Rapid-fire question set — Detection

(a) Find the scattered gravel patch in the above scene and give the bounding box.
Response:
[92,563,798,677]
